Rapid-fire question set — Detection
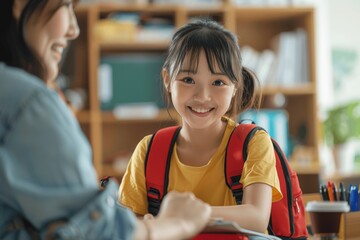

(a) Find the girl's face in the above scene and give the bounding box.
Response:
[24,1,79,83]
[165,50,236,130]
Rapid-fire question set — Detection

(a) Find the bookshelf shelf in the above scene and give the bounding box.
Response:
[234,7,313,21]
[98,3,179,13]
[290,161,321,175]
[262,84,316,96]
[185,7,227,15]
[76,110,91,123]
[101,109,180,124]
[70,3,319,191]
[323,171,360,186]
[102,164,127,182]
[100,41,170,52]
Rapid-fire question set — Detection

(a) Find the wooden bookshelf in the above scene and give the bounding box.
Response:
[69,3,319,191]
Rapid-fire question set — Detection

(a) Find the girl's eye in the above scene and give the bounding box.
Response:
[213,80,225,86]
[182,77,195,84]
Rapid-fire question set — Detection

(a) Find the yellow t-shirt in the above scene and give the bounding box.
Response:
[119,117,282,215]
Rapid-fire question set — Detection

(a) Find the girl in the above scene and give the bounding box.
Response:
[119,19,283,233]
[0,1,211,239]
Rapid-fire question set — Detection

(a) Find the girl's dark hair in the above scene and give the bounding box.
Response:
[0,0,75,80]
[163,18,260,117]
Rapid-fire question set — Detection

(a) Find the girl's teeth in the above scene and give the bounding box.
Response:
[192,108,210,113]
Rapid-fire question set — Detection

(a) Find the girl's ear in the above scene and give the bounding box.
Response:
[13,0,28,21]
[162,68,171,92]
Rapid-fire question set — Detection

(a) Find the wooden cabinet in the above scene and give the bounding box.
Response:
[68,2,319,189]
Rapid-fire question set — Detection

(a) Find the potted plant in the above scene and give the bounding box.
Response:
[323,101,360,172]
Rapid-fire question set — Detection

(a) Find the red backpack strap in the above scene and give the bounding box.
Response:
[145,126,181,216]
[225,124,262,204]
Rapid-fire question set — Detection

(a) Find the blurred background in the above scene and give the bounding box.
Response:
[60,0,360,193]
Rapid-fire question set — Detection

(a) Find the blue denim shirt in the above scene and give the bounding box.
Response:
[0,63,136,239]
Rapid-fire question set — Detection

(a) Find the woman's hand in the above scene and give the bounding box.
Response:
[157,191,211,238]
[134,191,211,240]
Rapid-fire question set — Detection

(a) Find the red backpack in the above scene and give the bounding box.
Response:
[145,124,308,239]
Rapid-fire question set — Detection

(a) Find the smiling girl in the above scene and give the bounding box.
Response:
[119,19,283,234]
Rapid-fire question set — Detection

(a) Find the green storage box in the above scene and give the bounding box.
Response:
[99,54,165,110]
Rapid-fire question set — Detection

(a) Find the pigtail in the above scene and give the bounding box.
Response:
[239,67,261,113]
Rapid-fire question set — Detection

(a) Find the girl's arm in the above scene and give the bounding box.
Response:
[211,130,281,233]
[211,183,272,233]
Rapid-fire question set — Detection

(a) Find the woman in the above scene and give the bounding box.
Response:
[0,0,211,239]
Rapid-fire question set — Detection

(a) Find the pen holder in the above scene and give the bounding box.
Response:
[339,210,360,239]
[306,201,350,239]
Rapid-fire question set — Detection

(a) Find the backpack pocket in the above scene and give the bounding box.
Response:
[291,171,303,215]
[291,171,308,237]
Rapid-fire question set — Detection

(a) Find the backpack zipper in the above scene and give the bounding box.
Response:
[295,197,300,214]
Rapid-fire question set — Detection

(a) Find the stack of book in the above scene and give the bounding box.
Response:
[241,28,309,87]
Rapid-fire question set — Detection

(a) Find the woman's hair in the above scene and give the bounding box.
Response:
[162,18,260,117]
[0,0,77,80]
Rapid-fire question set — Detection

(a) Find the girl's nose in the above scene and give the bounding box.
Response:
[193,85,211,102]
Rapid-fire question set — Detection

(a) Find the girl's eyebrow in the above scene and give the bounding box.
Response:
[178,69,227,76]
[178,69,195,74]
[212,72,227,76]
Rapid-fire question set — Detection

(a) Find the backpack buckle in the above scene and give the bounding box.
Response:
[147,187,162,216]
[147,187,161,200]
[231,188,243,204]
[229,177,243,205]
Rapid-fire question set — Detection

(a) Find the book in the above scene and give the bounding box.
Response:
[239,109,290,158]
[201,219,282,240]
[270,28,309,86]
[255,49,276,86]
[241,45,259,72]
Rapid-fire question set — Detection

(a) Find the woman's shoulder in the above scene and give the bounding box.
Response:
[0,62,46,89]
[0,62,48,104]
[0,63,57,127]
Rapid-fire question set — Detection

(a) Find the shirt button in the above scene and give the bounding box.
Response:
[90,210,101,221]
[106,196,115,208]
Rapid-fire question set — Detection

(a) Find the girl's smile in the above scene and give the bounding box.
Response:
[187,106,214,117]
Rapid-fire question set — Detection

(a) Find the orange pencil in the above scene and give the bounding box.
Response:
[327,181,334,201]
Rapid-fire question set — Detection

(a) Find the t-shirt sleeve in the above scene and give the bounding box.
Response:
[119,135,152,215]
[240,130,283,202]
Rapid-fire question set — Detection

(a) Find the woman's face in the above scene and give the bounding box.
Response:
[23,1,79,83]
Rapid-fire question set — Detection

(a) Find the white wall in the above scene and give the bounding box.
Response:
[303,0,360,115]
[328,0,360,107]
[312,0,333,115]
[296,0,360,174]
